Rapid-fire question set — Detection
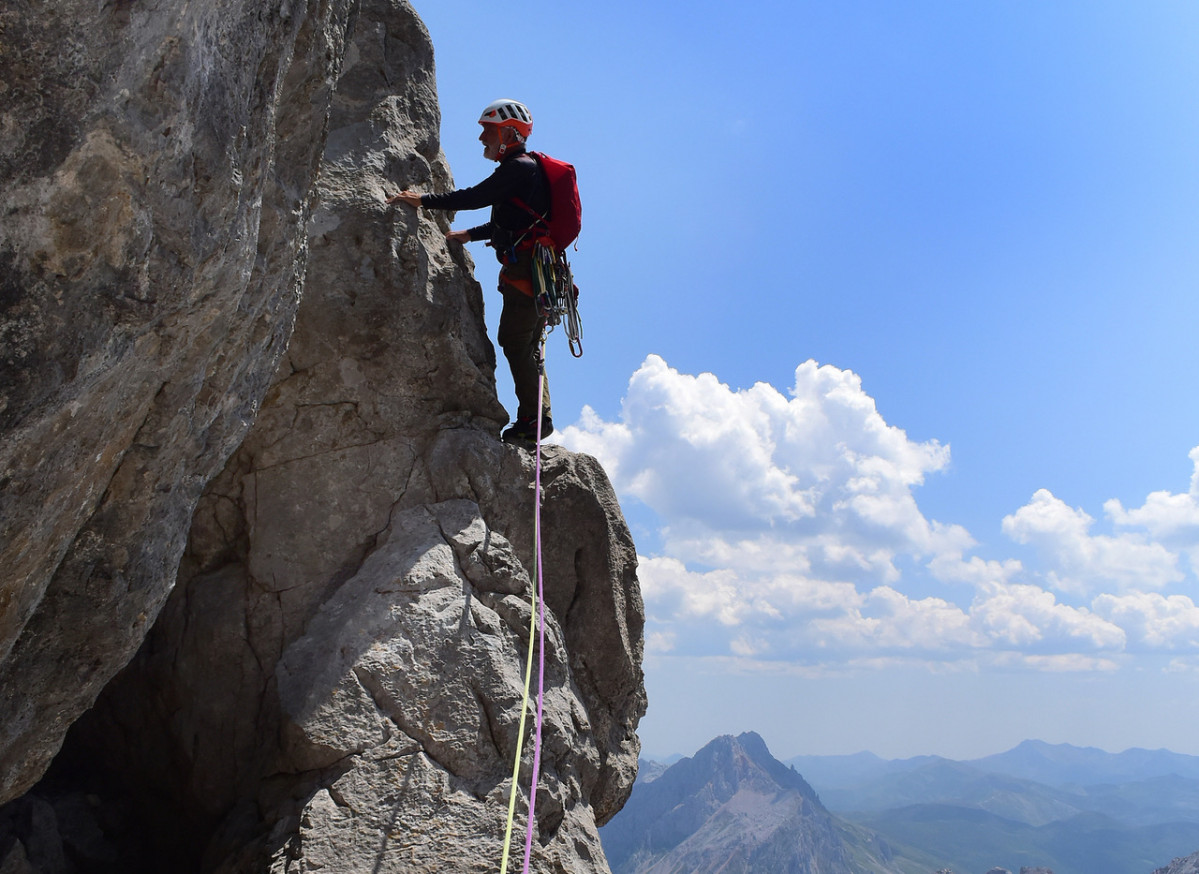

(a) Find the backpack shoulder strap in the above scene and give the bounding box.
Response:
[509,152,550,233]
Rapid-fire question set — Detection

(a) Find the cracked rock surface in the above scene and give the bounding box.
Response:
[0,0,358,802]
[0,0,645,871]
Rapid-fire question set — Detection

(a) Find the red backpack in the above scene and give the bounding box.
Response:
[514,151,581,252]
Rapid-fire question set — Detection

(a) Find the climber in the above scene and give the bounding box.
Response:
[389,98,552,445]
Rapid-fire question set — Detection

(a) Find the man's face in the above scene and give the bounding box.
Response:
[479,124,505,161]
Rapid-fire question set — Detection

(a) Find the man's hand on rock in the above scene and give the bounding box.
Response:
[387,190,423,207]
[445,230,470,244]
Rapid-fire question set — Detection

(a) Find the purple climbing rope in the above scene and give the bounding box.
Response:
[522,336,549,873]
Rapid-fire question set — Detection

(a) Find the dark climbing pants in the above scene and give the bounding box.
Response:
[497,284,550,423]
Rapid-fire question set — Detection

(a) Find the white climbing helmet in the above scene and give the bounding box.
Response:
[478,99,533,140]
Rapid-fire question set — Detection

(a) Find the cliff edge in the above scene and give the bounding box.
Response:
[0,1,645,871]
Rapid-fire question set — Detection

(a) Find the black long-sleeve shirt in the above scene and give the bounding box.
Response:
[421,149,548,251]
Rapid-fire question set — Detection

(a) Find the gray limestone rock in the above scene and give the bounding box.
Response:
[0,0,358,801]
[0,0,644,871]
[1156,854,1199,874]
[602,733,862,874]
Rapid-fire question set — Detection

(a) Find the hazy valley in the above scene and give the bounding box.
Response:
[603,734,1199,874]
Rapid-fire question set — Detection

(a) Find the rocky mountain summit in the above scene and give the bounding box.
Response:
[1156,854,1199,874]
[601,732,904,874]
[0,1,645,871]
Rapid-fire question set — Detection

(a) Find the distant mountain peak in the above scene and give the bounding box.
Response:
[970,739,1199,788]
[1154,850,1199,874]
[687,732,824,807]
[601,733,904,874]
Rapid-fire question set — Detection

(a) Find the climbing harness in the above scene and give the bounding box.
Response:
[499,338,550,874]
[497,186,581,867]
[532,243,583,358]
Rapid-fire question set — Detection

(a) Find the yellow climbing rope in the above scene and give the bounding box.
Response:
[499,335,550,874]
[498,569,539,874]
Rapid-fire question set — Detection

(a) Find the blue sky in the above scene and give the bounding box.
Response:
[413,1,1199,761]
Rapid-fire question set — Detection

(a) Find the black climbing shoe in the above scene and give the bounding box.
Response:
[502,415,554,444]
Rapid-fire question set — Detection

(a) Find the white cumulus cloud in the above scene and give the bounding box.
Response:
[970,582,1125,651]
[1002,489,1183,595]
[1105,447,1199,572]
[560,355,1199,671]
[1092,591,1199,650]
[562,355,953,586]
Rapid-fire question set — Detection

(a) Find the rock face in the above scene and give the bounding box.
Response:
[601,732,899,874]
[0,0,357,801]
[0,0,645,872]
[1156,853,1199,874]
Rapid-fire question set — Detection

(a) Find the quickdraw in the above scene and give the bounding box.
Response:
[532,243,583,358]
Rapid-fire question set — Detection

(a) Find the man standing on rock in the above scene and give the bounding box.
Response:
[389,98,552,444]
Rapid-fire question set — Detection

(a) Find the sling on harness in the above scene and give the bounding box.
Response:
[532,243,582,358]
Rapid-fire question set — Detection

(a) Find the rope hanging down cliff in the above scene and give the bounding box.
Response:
[499,335,551,874]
